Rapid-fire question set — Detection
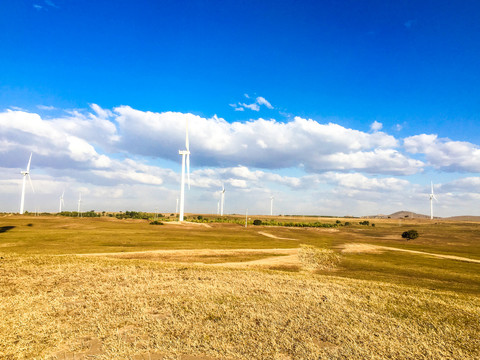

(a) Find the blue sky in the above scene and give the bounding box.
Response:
[1,0,479,216]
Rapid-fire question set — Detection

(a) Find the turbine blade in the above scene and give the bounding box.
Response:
[185,119,189,151]
[28,175,35,193]
[26,153,32,172]
[186,154,190,189]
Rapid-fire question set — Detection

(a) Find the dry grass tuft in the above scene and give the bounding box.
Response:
[298,245,341,271]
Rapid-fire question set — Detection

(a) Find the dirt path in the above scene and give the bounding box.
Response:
[77,248,295,257]
[257,231,298,240]
[215,249,299,267]
[341,243,480,264]
[163,221,212,227]
[76,248,301,268]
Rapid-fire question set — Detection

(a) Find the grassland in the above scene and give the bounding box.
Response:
[0,215,479,359]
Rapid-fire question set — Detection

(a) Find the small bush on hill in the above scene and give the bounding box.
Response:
[402,229,419,240]
[149,220,164,225]
[253,219,262,226]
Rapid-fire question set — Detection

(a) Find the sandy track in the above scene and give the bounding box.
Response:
[215,249,299,267]
[78,248,296,257]
[257,231,298,240]
[341,243,480,264]
[163,221,212,227]
[76,248,301,268]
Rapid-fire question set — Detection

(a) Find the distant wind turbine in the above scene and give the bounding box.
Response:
[217,200,220,215]
[176,197,179,214]
[429,182,438,220]
[77,192,82,217]
[59,190,65,212]
[19,153,34,215]
[220,184,225,216]
[178,119,191,221]
[270,196,274,216]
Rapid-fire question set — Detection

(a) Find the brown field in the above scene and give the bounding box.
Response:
[0,215,479,359]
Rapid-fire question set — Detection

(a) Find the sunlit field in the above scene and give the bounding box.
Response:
[1,215,479,359]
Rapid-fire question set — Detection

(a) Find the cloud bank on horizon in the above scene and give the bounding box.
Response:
[1,103,479,216]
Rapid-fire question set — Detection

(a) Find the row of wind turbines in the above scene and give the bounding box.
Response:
[17,120,440,219]
[19,153,84,215]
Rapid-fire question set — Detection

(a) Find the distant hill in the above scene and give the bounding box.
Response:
[366,211,480,221]
[445,216,480,222]
[366,211,431,219]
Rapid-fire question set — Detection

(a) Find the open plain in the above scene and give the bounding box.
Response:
[0,215,479,359]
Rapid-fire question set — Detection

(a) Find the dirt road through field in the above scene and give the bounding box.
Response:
[257,231,298,240]
[342,243,480,263]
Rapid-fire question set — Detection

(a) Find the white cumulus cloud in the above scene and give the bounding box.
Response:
[404,134,480,172]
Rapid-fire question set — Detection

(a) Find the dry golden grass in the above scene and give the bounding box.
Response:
[1,254,479,359]
[298,245,341,271]
[1,216,480,359]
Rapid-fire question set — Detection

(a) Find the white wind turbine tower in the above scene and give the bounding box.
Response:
[178,119,191,221]
[220,184,225,216]
[59,190,65,212]
[429,181,438,220]
[77,192,82,217]
[176,197,179,214]
[270,196,274,216]
[19,153,34,215]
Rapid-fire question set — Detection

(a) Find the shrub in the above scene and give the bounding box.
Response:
[197,215,203,220]
[344,222,351,226]
[253,219,262,226]
[299,245,341,271]
[359,220,370,226]
[402,229,419,240]
[149,220,164,225]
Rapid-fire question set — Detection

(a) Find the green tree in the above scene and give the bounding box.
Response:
[402,229,419,240]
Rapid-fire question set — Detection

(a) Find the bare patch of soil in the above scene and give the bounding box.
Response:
[218,250,299,268]
[164,221,212,228]
[257,231,298,240]
[80,248,299,266]
[340,243,385,254]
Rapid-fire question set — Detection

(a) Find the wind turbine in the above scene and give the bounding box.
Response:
[429,182,438,220]
[176,198,179,214]
[270,196,274,216]
[59,190,65,213]
[217,200,220,215]
[19,153,34,215]
[220,184,225,216]
[178,119,191,221]
[77,192,82,217]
